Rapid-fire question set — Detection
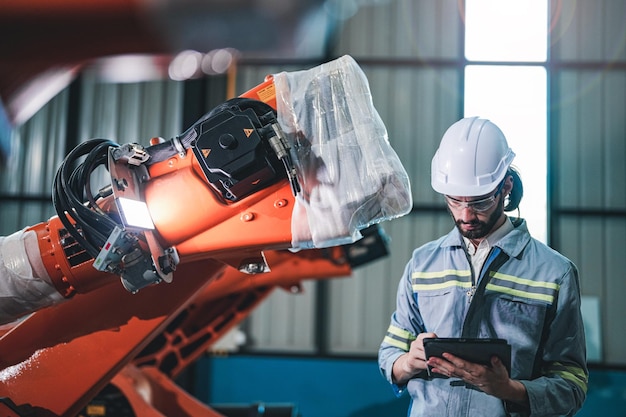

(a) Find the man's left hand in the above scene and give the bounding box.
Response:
[426,353,526,403]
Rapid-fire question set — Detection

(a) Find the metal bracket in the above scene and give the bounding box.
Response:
[172,136,187,158]
[97,145,179,292]
[267,122,300,196]
[112,143,150,166]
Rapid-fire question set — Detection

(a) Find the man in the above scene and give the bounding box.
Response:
[378,117,588,416]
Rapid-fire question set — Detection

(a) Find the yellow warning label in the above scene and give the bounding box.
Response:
[202,149,211,158]
[256,83,276,103]
[243,128,254,138]
[86,404,106,416]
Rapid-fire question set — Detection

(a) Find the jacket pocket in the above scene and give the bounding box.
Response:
[417,287,467,335]
[489,295,548,379]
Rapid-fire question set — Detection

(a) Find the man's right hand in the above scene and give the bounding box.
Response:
[392,332,438,385]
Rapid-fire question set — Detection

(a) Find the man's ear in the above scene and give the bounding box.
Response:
[503,175,514,197]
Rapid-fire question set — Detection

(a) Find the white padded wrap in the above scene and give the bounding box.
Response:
[0,229,65,325]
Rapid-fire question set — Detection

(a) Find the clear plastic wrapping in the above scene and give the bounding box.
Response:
[0,229,65,325]
[273,55,412,249]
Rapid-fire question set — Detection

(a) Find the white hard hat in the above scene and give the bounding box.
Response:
[431,117,515,197]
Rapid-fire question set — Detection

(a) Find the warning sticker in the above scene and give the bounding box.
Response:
[256,83,276,103]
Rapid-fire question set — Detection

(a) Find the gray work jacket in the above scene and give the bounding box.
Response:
[378,219,588,416]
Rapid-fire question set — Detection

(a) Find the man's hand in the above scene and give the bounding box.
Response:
[427,353,528,405]
[391,332,437,385]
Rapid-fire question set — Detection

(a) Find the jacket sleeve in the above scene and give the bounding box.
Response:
[521,263,588,416]
[378,260,425,395]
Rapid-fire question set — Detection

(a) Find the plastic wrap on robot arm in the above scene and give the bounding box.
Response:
[273,55,413,249]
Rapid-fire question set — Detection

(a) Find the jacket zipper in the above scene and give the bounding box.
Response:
[462,247,509,338]
[463,247,479,303]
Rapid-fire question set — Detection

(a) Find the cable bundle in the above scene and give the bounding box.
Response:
[52,139,121,258]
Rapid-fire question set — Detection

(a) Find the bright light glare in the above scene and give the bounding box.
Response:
[97,55,163,83]
[117,197,155,230]
[465,65,547,243]
[168,50,202,81]
[465,0,548,62]
[201,49,236,75]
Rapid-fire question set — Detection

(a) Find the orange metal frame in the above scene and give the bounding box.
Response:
[0,77,355,416]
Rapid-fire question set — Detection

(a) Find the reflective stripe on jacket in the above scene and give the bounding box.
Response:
[378,219,588,417]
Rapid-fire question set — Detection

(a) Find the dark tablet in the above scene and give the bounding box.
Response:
[423,337,511,375]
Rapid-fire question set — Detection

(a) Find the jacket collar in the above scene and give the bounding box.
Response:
[441,217,531,259]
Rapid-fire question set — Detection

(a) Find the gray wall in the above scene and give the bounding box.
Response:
[1,0,625,366]
[549,0,626,364]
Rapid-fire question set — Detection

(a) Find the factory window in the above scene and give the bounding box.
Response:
[464,0,548,243]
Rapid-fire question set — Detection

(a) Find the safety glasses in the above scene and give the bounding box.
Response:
[445,180,505,213]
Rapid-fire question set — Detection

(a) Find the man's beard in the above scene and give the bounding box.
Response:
[450,202,504,240]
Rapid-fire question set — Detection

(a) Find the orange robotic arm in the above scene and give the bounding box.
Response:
[0,77,311,416]
[0,56,410,416]
[0,78,336,416]
[23,77,296,301]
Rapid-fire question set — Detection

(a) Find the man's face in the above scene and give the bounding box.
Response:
[445,182,506,240]
[447,199,504,240]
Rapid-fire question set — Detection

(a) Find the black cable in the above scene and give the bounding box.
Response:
[52,138,121,258]
[78,141,119,245]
